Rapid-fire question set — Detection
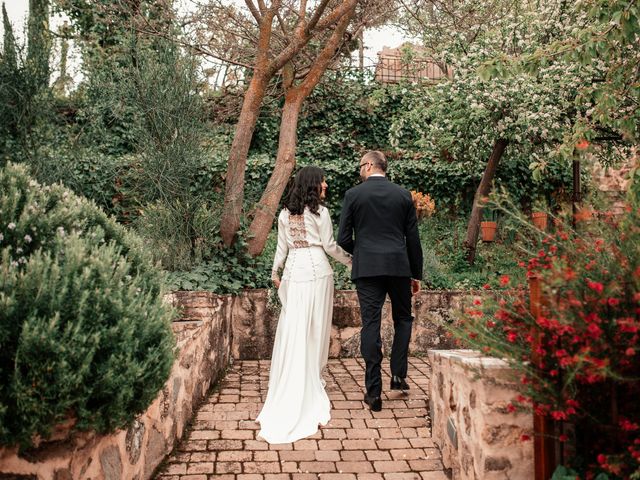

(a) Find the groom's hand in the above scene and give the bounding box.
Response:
[411,279,421,296]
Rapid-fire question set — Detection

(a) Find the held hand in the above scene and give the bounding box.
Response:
[411,279,421,296]
[273,277,281,289]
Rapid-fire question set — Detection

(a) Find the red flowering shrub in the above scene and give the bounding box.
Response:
[457,195,640,479]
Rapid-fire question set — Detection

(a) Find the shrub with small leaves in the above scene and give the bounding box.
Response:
[0,162,175,448]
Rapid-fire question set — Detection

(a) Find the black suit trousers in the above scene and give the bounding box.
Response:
[355,276,413,397]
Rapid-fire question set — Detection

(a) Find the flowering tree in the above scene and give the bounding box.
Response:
[391,0,609,263]
[457,186,640,478]
[482,0,640,164]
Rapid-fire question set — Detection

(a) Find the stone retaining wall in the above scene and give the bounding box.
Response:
[227,289,466,359]
[428,349,533,480]
[0,292,232,480]
[0,289,471,479]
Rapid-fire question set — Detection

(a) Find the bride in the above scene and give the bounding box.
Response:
[256,166,352,444]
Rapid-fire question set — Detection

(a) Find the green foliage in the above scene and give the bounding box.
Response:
[418,214,523,289]
[551,465,580,480]
[481,0,639,158]
[166,231,274,293]
[249,73,574,217]
[0,4,20,144]
[0,0,53,160]
[0,162,175,448]
[26,0,51,91]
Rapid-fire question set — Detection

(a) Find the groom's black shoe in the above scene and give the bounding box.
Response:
[364,393,382,412]
[391,376,410,391]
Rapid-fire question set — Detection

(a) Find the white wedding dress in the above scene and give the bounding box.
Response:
[256,205,351,444]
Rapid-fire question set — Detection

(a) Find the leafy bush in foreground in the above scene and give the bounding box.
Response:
[0,162,175,448]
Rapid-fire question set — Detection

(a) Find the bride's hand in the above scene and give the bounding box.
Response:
[273,277,281,289]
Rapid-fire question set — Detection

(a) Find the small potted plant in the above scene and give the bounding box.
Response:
[531,196,549,231]
[480,208,498,242]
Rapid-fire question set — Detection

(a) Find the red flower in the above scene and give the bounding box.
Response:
[559,434,569,442]
[607,297,620,307]
[520,434,531,441]
[597,453,607,464]
[625,347,635,356]
[586,323,603,339]
[507,403,516,413]
[617,318,639,333]
[483,283,491,290]
[620,419,639,431]
[560,356,575,368]
[500,275,510,286]
[507,332,517,342]
[564,268,577,281]
[551,410,568,421]
[576,139,590,150]
[473,298,482,306]
[587,280,604,293]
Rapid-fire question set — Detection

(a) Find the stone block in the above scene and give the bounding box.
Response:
[428,350,533,480]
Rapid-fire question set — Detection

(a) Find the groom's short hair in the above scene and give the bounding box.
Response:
[363,151,388,172]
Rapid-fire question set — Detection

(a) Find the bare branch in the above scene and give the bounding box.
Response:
[244,0,262,23]
[307,0,332,31]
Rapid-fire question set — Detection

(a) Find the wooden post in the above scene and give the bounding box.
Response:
[530,274,557,479]
[572,160,580,230]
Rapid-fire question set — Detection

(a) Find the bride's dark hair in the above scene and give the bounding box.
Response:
[284,166,324,216]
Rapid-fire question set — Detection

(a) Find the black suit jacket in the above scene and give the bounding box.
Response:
[338,176,423,281]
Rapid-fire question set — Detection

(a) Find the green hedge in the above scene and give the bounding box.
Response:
[0,162,175,448]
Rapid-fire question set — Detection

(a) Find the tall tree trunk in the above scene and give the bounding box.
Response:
[220,72,270,246]
[245,2,357,256]
[246,92,304,256]
[464,138,508,265]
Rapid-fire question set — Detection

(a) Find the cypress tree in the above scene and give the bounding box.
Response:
[1,3,17,72]
[26,0,51,91]
[0,3,21,147]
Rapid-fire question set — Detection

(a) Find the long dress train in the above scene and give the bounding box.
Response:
[256,206,351,443]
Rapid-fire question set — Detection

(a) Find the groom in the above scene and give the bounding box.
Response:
[338,150,423,412]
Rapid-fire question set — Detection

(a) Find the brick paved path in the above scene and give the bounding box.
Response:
[156,357,448,480]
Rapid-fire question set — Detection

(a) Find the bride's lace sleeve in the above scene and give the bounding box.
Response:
[271,211,288,280]
[318,207,352,266]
